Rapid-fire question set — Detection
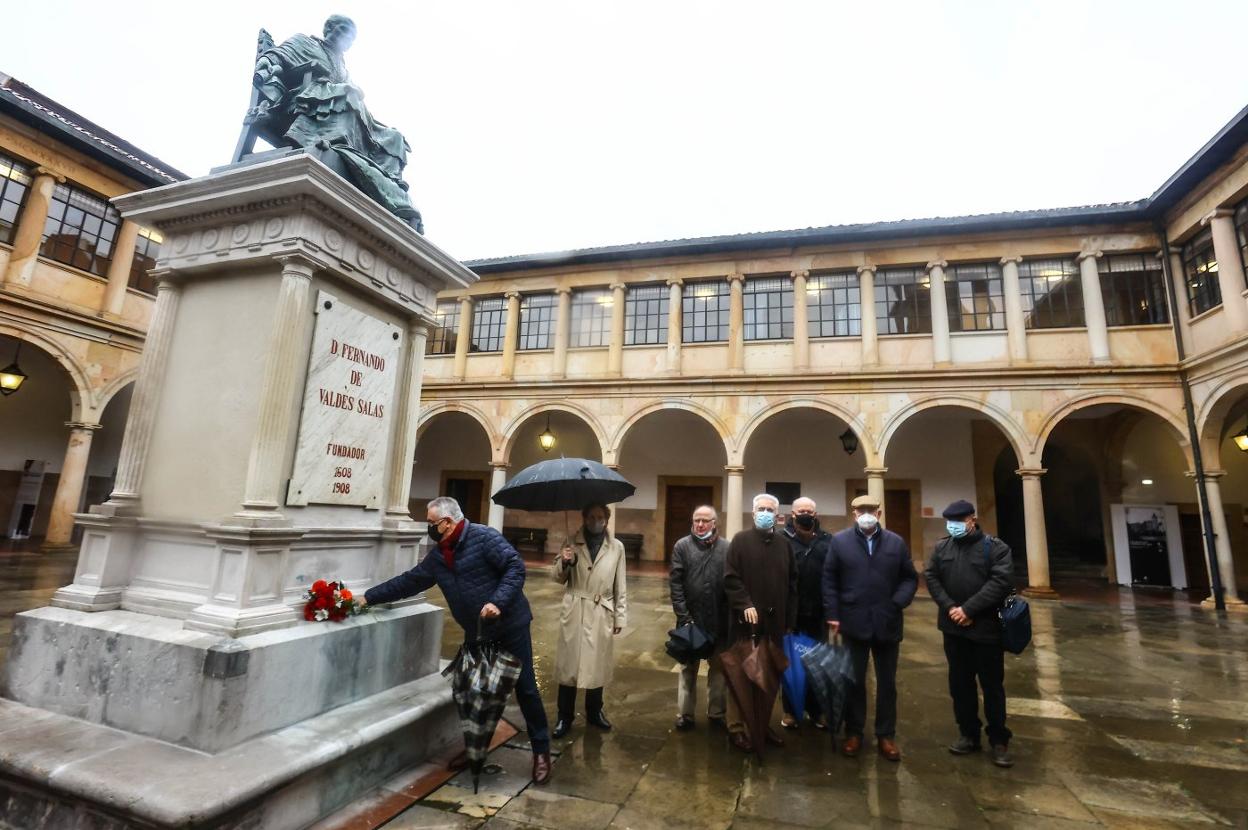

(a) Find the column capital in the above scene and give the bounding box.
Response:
[726,273,745,285]
[856,264,877,276]
[863,466,888,476]
[457,294,475,306]
[64,421,102,432]
[1076,251,1102,263]
[504,290,521,301]
[274,254,317,279]
[1201,208,1235,226]
[609,282,627,292]
[723,465,745,474]
[1185,468,1226,480]
[32,166,65,183]
[925,260,948,271]
[554,285,573,295]
[490,461,509,470]
[999,255,1023,266]
[665,277,683,287]
[790,269,809,279]
[1015,467,1047,478]
[150,268,180,289]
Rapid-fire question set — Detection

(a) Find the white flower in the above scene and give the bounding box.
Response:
[314,608,329,621]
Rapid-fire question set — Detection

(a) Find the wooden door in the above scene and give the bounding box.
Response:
[446,477,485,524]
[1179,512,1211,590]
[665,485,714,561]
[885,489,912,553]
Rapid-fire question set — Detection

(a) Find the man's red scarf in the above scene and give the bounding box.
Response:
[440,519,466,568]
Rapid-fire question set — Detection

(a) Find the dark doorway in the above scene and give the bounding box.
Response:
[993,447,1026,576]
[665,484,714,561]
[885,490,912,553]
[1179,512,1212,591]
[446,477,485,524]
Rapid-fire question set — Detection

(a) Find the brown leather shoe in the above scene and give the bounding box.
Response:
[729,731,754,753]
[765,727,785,747]
[841,735,862,757]
[532,752,552,784]
[878,737,901,762]
[447,750,468,772]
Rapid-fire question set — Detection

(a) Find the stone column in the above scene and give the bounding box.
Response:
[42,422,101,548]
[553,286,572,378]
[2,169,57,288]
[665,278,683,374]
[452,295,473,380]
[724,465,744,537]
[1000,256,1028,363]
[100,220,141,316]
[500,290,521,379]
[1017,467,1058,597]
[1077,251,1111,363]
[926,260,951,364]
[858,266,878,366]
[104,275,181,514]
[1188,469,1244,605]
[605,463,621,538]
[607,282,626,377]
[384,321,429,521]
[728,273,745,373]
[865,466,887,524]
[488,464,508,531]
[238,256,314,519]
[1166,250,1192,353]
[791,270,810,371]
[1203,209,1248,331]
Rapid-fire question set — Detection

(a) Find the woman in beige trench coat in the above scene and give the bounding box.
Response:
[550,503,628,738]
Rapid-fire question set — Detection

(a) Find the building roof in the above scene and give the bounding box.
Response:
[468,103,1248,274]
[0,72,187,188]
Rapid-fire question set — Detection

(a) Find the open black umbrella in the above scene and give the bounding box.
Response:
[491,457,635,511]
[441,622,524,794]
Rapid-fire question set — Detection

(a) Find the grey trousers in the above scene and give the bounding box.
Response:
[677,655,726,719]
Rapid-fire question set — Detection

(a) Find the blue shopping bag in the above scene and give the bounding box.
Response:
[781,632,819,721]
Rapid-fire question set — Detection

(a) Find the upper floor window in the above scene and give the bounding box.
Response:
[1017,258,1084,329]
[875,267,930,334]
[946,262,1005,332]
[682,279,730,343]
[40,182,121,277]
[519,293,557,350]
[471,296,507,352]
[743,276,793,341]
[129,227,163,295]
[808,272,861,337]
[570,288,613,348]
[426,300,460,355]
[625,283,669,345]
[1182,229,1221,317]
[0,153,32,245]
[1099,254,1169,327]
[1234,200,1248,289]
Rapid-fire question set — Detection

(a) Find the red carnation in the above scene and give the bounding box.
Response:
[312,580,328,594]
[314,596,329,610]
[303,604,315,621]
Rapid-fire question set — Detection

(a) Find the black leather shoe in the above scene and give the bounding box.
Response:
[552,718,572,739]
[587,710,613,730]
[675,715,694,731]
[948,735,982,755]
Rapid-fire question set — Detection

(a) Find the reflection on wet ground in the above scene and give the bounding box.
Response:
[3,549,1246,829]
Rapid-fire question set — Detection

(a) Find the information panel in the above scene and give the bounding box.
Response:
[286,290,402,508]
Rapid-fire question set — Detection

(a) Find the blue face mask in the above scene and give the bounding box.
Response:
[946,520,969,538]
[754,511,776,531]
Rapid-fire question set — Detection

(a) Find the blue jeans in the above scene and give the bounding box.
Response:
[494,625,550,755]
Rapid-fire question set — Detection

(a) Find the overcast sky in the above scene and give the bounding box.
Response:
[5,1,1247,261]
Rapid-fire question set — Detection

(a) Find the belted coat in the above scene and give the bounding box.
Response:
[551,530,628,688]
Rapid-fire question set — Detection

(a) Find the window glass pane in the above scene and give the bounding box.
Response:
[1182,229,1221,316]
[519,293,557,350]
[471,297,508,352]
[874,267,931,334]
[570,289,613,347]
[946,262,1005,331]
[807,272,860,337]
[1098,254,1169,326]
[0,152,33,245]
[743,275,793,341]
[624,284,669,345]
[38,181,121,276]
[1017,258,1084,329]
[426,300,460,355]
[128,227,162,295]
[682,280,729,343]
[1234,199,1248,292]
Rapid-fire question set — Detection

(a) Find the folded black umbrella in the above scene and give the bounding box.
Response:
[665,622,715,665]
[491,457,635,512]
[801,638,856,740]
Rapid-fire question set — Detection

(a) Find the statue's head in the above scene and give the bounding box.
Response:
[323,15,357,51]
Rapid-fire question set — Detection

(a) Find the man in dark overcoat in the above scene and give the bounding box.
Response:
[669,504,730,730]
[823,494,918,761]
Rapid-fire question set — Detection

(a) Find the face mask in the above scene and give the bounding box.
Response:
[428,521,446,542]
[795,514,816,531]
[693,527,715,541]
[855,512,879,531]
[754,511,776,531]
[946,520,969,538]
[586,520,606,535]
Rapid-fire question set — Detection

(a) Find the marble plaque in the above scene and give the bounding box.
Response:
[287,291,402,508]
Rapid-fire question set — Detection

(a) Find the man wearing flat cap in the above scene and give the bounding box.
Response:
[924,500,1015,768]
[822,494,918,761]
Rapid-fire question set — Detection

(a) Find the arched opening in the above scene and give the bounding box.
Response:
[883,404,1023,563]
[616,407,727,562]
[1041,403,1195,592]
[412,411,493,524]
[741,406,865,541]
[84,382,134,514]
[1199,383,1248,597]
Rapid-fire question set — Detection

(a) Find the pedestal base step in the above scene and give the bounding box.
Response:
[0,670,459,830]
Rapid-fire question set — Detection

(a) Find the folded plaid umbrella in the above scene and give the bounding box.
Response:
[441,624,523,793]
[800,637,856,741]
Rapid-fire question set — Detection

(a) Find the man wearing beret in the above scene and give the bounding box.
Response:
[924,500,1016,768]
[823,494,918,761]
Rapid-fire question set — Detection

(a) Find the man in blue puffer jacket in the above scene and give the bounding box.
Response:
[361,496,552,784]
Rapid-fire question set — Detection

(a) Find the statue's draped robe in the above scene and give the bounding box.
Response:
[259,34,420,222]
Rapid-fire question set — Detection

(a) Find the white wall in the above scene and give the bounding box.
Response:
[0,341,72,474]
[411,412,492,499]
[886,416,978,513]
[615,410,726,510]
[742,409,862,514]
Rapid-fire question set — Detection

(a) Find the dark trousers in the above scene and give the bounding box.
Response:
[557,684,604,721]
[781,615,824,721]
[844,636,900,739]
[495,626,550,755]
[943,633,1011,747]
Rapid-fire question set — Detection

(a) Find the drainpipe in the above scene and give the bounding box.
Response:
[1157,223,1225,611]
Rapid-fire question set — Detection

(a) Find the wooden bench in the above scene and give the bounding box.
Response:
[503,526,549,557]
[615,533,644,562]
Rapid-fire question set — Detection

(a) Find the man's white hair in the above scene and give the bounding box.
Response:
[752,493,779,511]
[692,504,718,520]
[428,496,465,522]
[793,496,817,511]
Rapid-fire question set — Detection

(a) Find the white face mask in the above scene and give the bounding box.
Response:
[856,512,879,531]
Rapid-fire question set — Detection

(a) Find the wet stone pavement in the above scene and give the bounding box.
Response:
[2,550,1247,829]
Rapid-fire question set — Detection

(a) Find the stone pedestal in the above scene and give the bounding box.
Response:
[0,152,478,829]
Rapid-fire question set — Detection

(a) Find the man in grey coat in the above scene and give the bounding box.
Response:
[669,504,730,731]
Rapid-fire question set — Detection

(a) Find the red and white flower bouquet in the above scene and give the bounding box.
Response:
[303,579,366,622]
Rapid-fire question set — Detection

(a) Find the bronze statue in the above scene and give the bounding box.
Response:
[232,15,424,233]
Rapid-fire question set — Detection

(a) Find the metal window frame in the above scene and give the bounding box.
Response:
[569,288,613,348]
[742,275,794,341]
[519,293,557,350]
[624,283,669,346]
[807,271,861,338]
[681,279,730,343]
[471,296,508,353]
[1098,254,1169,327]
[946,262,1006,332]
[0,152,33,244]
[1017,258,1084,329]
[427,300,461,355]
[1182,229,1222,317]
[39,181,121,277]
[874,266,932,335]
